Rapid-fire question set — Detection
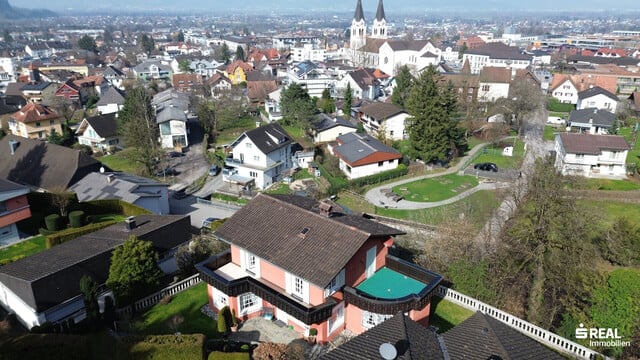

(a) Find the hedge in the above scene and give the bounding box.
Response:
[69,211,86,228]
[46,220,118,248]
[79,199,152,216]
[218,306,230,334]
[319,162,409,195]
[45,214,61,231]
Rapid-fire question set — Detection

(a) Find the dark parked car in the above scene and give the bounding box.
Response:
[154,167,180,177]
[474,162,498,172]
[209,164,220,176]
[168,151,185,158]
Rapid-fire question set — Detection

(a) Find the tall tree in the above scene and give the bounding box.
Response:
[106,236,162,306]
[3,29,13,43]
[280,83,316,130]
[458,42,468,59]
[80,275,100,328]
[235,45,245,62]
[391,65,413,108]
[173,30,185,42]
[178,59,190,73]
[117,87,160,175]
[78,35,97,53]
[175,234,228,278]
[318,88,335,114]
[215,43,231,64]
[405,66,465,163]
[140,33,155,54]
[196,100,217,138]
[342,83,353,120]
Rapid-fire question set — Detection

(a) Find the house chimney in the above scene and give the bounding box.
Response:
[107,174,115,183]
[8,139,18,155]
[593,108,598,114]
[124,216,136,231]
[319,201,333,217]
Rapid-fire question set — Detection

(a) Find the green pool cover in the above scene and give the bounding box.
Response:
[356,267,427,299]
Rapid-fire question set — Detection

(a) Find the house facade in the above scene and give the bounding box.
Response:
[567,108,616,135]
[331,132,402,179]
[197,194,443,344]
[285,61,335,98]
[477,67,511,102]
[311,114,358,144]
[225,60,254,85]
[223,123,293,190]
[156,104,189,149]
[554,133,629,178]
[0,179,31,246]
[358,102,408,141]
[133,60,172,81]
[8,103,63,140]
[462,42,532,75]
[576,86,619,113]
[75,113,120,151]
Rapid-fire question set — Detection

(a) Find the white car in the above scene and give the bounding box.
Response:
[547,116,565,125]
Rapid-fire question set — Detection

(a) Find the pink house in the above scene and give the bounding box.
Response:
[196,194,442,343]
[0,179,31,246]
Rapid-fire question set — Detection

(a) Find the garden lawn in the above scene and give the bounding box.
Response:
[215,117,262,145]
[620,125,640,168]
[264,182,292,195]
[580,200,640,227]
[430,297,474,333]
[392,174,479,202]
[0,235,46,264]
[99,149,143,175]
[575,178,640,191]
[133,282,219,338]
[466,136,487,151]
[281,124,313,148]
[376,190,501,230]
[544,125,559,141]
[208,352,251,360]
[472,139,525,170]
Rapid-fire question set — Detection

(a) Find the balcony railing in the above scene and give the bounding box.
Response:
[196,251,336,325]
[343,255,443,315]
[225,157,244,167]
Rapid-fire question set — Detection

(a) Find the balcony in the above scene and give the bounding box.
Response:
[225,157,244,168]
[343,255,443,315]
[196,251,336,325]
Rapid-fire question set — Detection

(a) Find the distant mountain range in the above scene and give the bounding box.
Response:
[0,0,56,19]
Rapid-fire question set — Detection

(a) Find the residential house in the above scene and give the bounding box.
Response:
[291,44,326,63]
[75,113,120,151]
[245,71,278,107]
[101,65,126,90]
[311,114,358,144]
[133,60,172,81]
[196,193,443,344]
[25,43,53,59]
[331,132,402,179]
[286,61,334,98]
[225,60,254,86]
[8,102,63,140]
[95,86,125,115]
[0,179,31,246]
[358,102,408,141]
[156,103,189,149]
[441,70,479,110]
[554,133,629,178]
[0,214,191,329]
[567,108,616,135]
[477,67,512,102]
[549,73,618,105]
[462,42,532,75]
[378,40,442,76]
[172,73,205,93]
[0,95,26,132]
[337,68,384,101]
[19,82,56,103]
[70,172,169,215]
[189,59,222,77]
[0,135,104,191]
[223,123,293,190]
[207,73,233,99]
[576,86,619,113]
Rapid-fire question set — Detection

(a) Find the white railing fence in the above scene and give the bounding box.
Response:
[434,285,607,360]
[117,274,201,315]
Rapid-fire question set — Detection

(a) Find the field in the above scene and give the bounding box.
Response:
[392,174,479,202]
[469,139,525,170]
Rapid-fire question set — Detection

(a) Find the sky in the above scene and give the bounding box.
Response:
[7,0,640,13]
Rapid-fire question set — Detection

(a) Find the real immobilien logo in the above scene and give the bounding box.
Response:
[576,323,631,348]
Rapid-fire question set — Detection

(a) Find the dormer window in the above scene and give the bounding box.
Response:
[299,227,310,238]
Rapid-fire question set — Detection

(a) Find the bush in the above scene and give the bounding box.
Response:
[45,220,117,248]
[217,306,230,334]
[308,328,317,336]
[44,214,61,231]
[240,344,250,352]
[71,143,93,155]
[79,199,152,216]
[69,211,86,228]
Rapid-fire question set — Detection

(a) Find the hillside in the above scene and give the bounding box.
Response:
[0,0,56,19]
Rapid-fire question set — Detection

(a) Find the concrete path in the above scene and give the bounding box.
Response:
[364,140,511,210]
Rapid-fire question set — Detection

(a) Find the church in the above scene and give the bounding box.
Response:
[348,0,444,76]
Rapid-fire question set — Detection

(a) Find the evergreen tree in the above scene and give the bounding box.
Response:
[78,35,97,53]
[106,236,162,306]
[458,42,468,59]
[140,34,155,54]
[342,83,353,120]
[218,43,231,64]
[80,275,100,328]
[391,65,413,108]
[174,30,185,42]
[117,87,160,175]
[3,29,13,43]
[318,88,335,114]
[280,83,316,130]
[235,45,245,61]
[405,66,465,163]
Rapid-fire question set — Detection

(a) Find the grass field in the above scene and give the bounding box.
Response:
[133,282,219,338]
[574,178,640,191]
[471,139,525,170]
[580,200,640,226]
[215,117,263,145]
[281,124,313,148]
[430,297,474,333]
[99,149,143,175]
[392,174,479,202]
[0,235,46,264]
[544,125,560,141]
[466,136,487,151]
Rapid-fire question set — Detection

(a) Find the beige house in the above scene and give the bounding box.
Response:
[8,102,63,140]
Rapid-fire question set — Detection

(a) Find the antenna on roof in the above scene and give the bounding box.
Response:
[379,343,397,360]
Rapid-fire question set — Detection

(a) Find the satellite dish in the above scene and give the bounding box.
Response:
[379,343,397,360]
[100,166,105,174]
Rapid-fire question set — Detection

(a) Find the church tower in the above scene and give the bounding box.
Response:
[371,0,388,39]
[350,0,367,50]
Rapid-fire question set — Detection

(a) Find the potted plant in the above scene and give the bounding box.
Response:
[307,328,317,344]
[230,309,239,332]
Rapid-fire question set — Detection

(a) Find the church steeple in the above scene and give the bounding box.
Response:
[350,0,367,50]
[371,0,388,39]
[353,0,365,22]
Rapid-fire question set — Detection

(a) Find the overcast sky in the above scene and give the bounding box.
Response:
[8,0,640,13]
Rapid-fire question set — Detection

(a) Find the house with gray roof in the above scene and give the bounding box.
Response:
[554,133,629,178]
[331,132,402,179]
[576,86,619,113]
[132,60,171,81]
[69,172,169,214]
[358,102,408,141]
[0,214,190,329]
[152,88,191,149]
[311,113,357,144]
[95,86,125,115]
[462,42,532,75]
[76,113,120,151]
[567,108,616,135]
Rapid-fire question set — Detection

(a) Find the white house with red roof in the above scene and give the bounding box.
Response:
[331,132,402,179]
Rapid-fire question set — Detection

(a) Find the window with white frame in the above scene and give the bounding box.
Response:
[325,269,345,296]
[362,311,393,329]
[245,251,258,275]
[293,276,305,299]
[238,292,260,314]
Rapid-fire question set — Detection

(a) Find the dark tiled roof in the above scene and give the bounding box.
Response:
[0,215,190,312]
[577,86,618,101]
[70,171,167,204]
[0,95,26,116]
[360,102,405,120]
[236,122,292,155]
[568,108,616,128]
[214,194,403,287]
[465,42,531,61]
[386,40,431,52]
[95,86,125,106]
[443,312,565,360]
[0,178,30,202]
[321,312,444,360]
[353,0,365,21]
[349,68,379,91]
[0,135,104,190]
[375,0,386,21]
[334,132,401,166]
[20,82,53,91]
[558,133,629,155]
[85,112,118,138]
[312,114,357,133]
[566,55,640,66]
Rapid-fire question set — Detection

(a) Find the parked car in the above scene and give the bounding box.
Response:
[154,167,180,177]
[201,217,220,229]
[209,164,220,176]
[168,151,185,158]
[474,162,498,172]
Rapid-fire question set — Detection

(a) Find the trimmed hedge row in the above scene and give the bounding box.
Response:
[79,199,152,216]
[45,220,118,248]
[321,163,409,195]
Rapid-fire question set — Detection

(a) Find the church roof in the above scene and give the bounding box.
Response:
[375,0,386,21]
[354,0,365,22]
